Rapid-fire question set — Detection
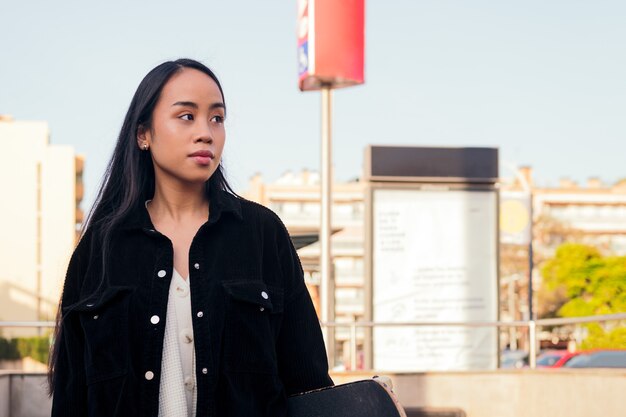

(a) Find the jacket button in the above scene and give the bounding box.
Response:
[145,371,154,380]
[259,307,265,312]
[175,285,189,298]
[157,270,167,278]
[261,291,269,300]
[201,368,208,374]
[196,311,204,318]
[194,263,200,270]
[180,328,194,344]
[184,376,195,391]
[150,315,160,324]
[93,315,99,320]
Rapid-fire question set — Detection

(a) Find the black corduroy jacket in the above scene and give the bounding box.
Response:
[51,190,333,417]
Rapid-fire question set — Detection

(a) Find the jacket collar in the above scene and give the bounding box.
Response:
[120,186,243,231]
[210,188,244,223]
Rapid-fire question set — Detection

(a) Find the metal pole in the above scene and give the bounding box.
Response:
[508,276,518,350]
[528,192,534,321]
[36,162,42,336]
[529,320,537,368]
[320,86,334,365]
[37,271,42,336]
[350,321,357,371]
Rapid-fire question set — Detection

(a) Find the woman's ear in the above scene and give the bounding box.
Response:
[137,125,149,150]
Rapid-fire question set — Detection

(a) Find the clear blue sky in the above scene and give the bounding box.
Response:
[1,1,625,208]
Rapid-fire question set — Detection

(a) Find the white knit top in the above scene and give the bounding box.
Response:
[158,269,197,417]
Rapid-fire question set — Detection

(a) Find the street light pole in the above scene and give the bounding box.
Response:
[320,85,334,364]
[297,0,365,370]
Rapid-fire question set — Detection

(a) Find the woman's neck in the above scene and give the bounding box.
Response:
[148,181,209,224]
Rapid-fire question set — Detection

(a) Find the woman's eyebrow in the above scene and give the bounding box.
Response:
[172,101,198,109]
[172,101,225,110]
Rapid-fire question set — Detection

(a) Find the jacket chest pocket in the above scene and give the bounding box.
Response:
[221,280,284,374]
[71,286,133,384]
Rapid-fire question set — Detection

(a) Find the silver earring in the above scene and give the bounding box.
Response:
[143,144,148,151]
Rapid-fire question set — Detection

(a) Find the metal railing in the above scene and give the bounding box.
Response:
[2,313,625,372]
[321,313,626,370]
[0,321,54,328]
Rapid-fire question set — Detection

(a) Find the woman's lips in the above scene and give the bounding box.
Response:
[192,156,212,165]
[189,150,214,166]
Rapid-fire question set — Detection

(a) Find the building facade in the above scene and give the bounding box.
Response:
[502,167,626,257]
[0,116,84,337]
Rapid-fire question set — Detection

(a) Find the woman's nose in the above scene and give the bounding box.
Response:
[195,121,213,143]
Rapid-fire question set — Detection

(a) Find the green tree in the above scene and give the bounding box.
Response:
[0,336,50,363]
[541,243,626,348]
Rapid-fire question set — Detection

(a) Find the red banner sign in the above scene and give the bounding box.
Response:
[298,0,365,91]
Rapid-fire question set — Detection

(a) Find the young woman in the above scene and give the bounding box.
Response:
[49,58,333,417]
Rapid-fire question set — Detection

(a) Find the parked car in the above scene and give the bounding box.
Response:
[551,351,583,368]
[563,349,626,368]
[500,350,529,369]
[536,350,568,367]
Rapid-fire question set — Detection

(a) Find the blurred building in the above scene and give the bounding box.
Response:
[502,166,626,258]
[245,170,365,369]
[535,179,626,257]
[0,116,84,337]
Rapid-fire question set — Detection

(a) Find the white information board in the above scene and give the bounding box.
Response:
[372,188,498,371]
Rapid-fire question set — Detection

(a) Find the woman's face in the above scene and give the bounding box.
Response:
[138,68,226,187]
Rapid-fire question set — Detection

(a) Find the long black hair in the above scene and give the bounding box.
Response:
[48,58,236,394]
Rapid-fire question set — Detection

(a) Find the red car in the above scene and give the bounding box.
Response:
[536,350,569,368]
[563,349,626,368]
[550,351,583,368]
[549,349,626,368]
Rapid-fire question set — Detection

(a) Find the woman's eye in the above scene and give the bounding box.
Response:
[180,114,194,121]
[211,115,224,124]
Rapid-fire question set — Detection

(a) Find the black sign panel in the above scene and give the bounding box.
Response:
[366,146,498,183]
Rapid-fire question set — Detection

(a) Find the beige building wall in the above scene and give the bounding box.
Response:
[40,146,77,317]
[0,117,82,337]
